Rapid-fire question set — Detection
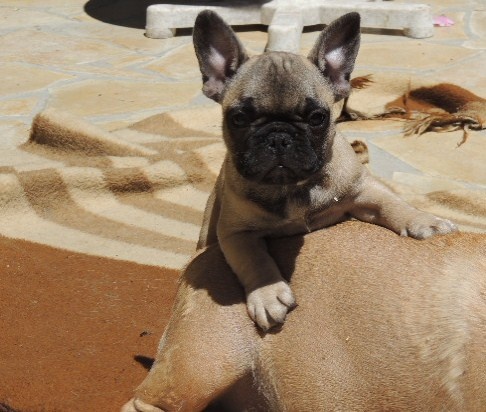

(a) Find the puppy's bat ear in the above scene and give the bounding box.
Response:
[193,10,249,103]
[308,12,361,102]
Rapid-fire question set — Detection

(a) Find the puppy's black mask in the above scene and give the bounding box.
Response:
[225,98,330,185]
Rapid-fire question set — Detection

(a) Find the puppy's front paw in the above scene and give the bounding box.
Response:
[246,281,296,331]
[401,213,457,239]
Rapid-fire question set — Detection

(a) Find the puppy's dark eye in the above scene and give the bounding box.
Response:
[308,111,326,127]
[231,112,250,128]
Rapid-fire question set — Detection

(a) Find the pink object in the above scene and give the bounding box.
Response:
[433,15,454,27]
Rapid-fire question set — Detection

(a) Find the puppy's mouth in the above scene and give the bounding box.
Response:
[263,164,299,185]
[241,156,320,185]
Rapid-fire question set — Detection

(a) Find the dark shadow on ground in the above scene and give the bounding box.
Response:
[0,404,20,412]
[84,0,270,30]
[134,355,155,371]
[85,0,161,29]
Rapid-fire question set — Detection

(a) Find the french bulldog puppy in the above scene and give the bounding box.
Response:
[194,10,457,331]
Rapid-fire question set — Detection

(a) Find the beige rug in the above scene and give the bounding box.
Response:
[1,80,485,272]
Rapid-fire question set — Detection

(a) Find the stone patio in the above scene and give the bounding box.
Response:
[0,0,485,212]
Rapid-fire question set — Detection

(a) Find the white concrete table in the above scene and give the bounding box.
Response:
[146,0,434,53]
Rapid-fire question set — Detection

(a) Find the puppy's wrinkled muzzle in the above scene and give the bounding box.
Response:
[266,131,293,154]
[263,164,297,184]
[235,121,321,185]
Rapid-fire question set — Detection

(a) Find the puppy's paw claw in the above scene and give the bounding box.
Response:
[247,281,296,331]
[402,214,457,240]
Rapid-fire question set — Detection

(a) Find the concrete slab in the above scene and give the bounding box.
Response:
[146,0,435,53]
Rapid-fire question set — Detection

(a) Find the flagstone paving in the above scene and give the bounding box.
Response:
[0,0,485,189]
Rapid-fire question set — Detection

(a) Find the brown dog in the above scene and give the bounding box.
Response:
[194,11,456,330]
[122,221,486,411]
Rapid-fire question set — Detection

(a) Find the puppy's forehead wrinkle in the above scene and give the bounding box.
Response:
[263,52,295,74]
[253,53,315,88]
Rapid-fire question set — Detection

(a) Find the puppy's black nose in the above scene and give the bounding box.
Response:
[267,132,292,152]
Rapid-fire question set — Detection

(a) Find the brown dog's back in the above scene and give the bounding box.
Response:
[126,221,486,411]
[250,224,486,411]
